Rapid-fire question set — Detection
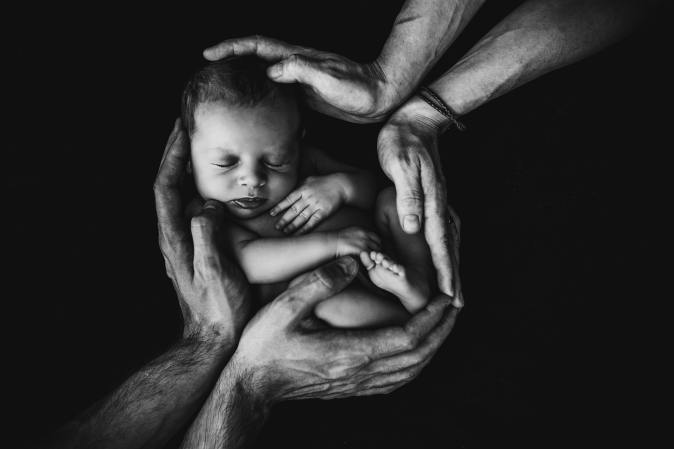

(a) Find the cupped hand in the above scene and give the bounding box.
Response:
[378,96,462,305]
[228,255,462,403]
[270,174,345,234]
[202,35,400,123]
[154,118,252,342]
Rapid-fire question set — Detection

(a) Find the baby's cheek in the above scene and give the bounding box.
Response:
[269,172,298,199]
[195,175,231,203]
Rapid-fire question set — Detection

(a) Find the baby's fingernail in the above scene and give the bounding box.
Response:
[269,210,276,216]
[403,215,420,233]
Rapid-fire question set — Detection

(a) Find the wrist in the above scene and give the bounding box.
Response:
[183,322,237,351]
[225,353,276,409]
[365,59,408,119]
[389,95,450,135]
[324,231,340,258]
[331,172,352,205]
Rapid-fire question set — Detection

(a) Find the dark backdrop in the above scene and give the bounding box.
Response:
[6,1,667,447]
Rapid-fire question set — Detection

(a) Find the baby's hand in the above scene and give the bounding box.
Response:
[335,226,381,257]
[270,175,346,235]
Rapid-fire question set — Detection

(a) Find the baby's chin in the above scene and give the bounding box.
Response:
[224,200,272,220]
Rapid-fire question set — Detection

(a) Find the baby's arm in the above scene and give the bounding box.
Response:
[228,222,380,284]
[270,147,378,234]
[306,146,377,210]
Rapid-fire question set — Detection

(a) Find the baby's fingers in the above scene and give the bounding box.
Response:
[275,201,307,230]
[364,233,381,251]
[282,207,314,234]
[270,190,302,217]
[293,211,324,235]
[367,231,382,246]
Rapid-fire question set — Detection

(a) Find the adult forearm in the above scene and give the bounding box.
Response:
[43,330,235,449]
[376,0,486,110]
[180,358,270,449]
[430,0,653,116]
[238,234,335,283]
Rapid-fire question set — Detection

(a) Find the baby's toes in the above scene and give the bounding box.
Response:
[360,251,375,270]
[381,257,393,270]
[390,263,405,276]
[373,251,385,264]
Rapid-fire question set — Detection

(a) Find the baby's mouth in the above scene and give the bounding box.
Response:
[230,197,268,209]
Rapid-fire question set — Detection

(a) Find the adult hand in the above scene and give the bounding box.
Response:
[154,118,252,342]
[203,35,400,123]
[228,252,462,403]
[378,96,462,305]
[270,174,345,234]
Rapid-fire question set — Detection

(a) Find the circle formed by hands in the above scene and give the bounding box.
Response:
[203,35,462,305]
[155,117,463,401]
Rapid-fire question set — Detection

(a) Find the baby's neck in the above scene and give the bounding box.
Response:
[230,210,286,238]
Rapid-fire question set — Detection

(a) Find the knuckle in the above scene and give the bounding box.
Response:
[286,54,302,66]
[399,190,423,205]
[394,147,419,166]
[401,334,417,351]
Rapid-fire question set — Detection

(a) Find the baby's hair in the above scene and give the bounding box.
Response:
[181,56,296,136]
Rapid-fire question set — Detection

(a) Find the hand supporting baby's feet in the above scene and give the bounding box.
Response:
[359,251,430,313]
[334,227,381,257]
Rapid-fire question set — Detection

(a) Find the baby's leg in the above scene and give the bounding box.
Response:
[314,285,410,328]
[364,186,435,313]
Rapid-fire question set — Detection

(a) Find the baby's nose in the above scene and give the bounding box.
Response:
[238,167,267,188]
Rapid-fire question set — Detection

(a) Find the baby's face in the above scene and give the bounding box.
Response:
[190,96,300,220]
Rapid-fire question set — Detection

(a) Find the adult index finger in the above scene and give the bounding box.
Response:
[203,35,303,62]
[154,119,191,265]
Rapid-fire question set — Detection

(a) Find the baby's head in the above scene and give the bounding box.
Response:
[182,56,302,220]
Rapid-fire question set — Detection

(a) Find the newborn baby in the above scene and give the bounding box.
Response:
[181,56,435,327]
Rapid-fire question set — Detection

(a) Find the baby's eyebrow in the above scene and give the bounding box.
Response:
[209,147,236,156]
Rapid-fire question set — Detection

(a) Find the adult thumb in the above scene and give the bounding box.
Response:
[392,172,424,234]
[281,257,358,326]
[267,54,322,85]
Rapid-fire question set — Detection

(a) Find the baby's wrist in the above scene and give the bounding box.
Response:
[326,231,341,258]
[331,173,352,205]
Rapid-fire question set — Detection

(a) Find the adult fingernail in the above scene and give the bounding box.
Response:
[403,215,420,233]
[203,200,219,210]
[336,257,357,276]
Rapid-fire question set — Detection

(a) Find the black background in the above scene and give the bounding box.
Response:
[6,1,668,447]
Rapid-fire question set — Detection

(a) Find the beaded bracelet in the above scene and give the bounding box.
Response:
[417,86,466,131]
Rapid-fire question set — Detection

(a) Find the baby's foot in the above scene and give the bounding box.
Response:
[360,251,429,313]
